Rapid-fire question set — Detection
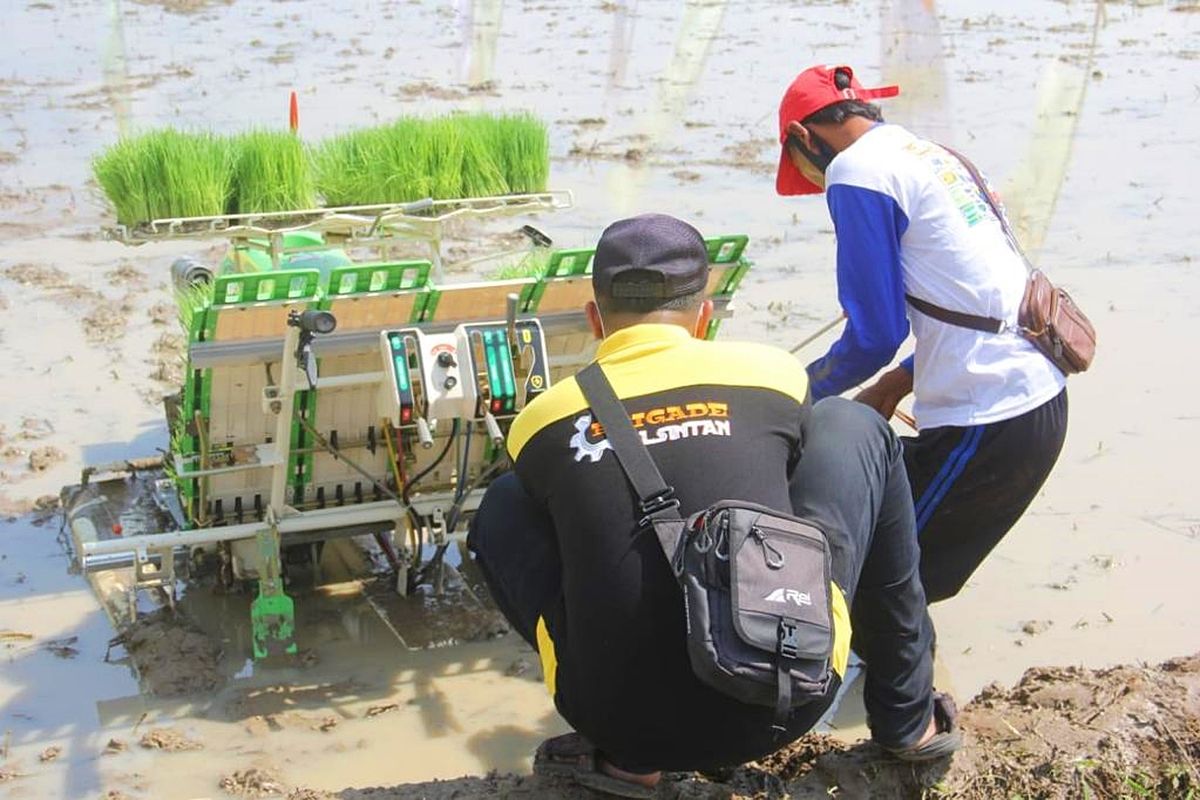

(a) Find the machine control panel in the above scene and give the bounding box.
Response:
[383,331,422,425]
[380,319,549,430]
[460,320,549,418]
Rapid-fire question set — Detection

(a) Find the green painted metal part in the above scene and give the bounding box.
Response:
[178,269,324,524]
[323,260,432,295]
[320,260,433,324]
[705,234,748,264]
[220,232,353,276]
[212,269,322,306]
[251,524,297,659]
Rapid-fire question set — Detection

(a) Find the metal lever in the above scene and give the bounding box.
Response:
[505,292,534,388]
[505,292,519,350]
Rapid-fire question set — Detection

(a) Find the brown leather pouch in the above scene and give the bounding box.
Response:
[1019,269,1096,375]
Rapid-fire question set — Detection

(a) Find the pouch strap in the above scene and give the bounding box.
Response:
[903,144,1043,336]
[575,364,685,558]
[940,143,1033,273]
[904,293,1004,334]
[772,619,803,733]
[773,660,792,735]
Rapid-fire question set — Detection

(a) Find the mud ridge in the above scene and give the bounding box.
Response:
[315,653,1200,800]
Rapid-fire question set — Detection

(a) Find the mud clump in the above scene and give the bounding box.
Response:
[343,653,1200,800]
[286,790,335,800]
[220,766,287,797]
[148,301,174,325]
[27,445,65,472]
[82,300,132,344]
[719,138,777,175]
[132,0,233,13]
[2,263,72,290]
[113,609,224,696]
[105,263,147,286]
[139,727,204,752]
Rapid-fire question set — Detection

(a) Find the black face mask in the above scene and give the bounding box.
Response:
[787,130,838,174]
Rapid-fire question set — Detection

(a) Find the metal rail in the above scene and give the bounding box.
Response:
[78,490,481,565]
[104,192,574,246]
[186,295,734,368]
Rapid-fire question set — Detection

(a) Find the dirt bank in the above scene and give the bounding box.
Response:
[111,607,225,697]
[310,653,1199,800]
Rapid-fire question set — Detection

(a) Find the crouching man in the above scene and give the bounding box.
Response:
[468,214,959,797]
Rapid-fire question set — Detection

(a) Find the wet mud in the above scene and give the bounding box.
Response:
[111,608,224,697]
[323,654,1200,800]
[0,0,1198,798]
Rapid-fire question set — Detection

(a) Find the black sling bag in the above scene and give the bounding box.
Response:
[575,363,836,727]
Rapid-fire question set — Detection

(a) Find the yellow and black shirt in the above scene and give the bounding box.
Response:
[508,323,850,769]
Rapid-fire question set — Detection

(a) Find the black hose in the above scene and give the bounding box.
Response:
[400,420,460,583]
[401,418,460,506]
[415,456,508,587]
[454,422,474,504]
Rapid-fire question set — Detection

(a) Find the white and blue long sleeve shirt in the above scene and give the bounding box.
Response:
[806,124,1065,428]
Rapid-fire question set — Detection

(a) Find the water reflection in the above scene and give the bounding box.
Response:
[879,0,952,144]
[606,0,638,92]
[606,0,727,212]
[1002,2,1105,256]
[460,0,503,88]
[102,0,132,135]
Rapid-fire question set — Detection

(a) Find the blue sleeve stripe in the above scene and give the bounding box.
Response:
[806,184,911,399]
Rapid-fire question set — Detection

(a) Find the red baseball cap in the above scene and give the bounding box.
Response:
[775,65,900,195]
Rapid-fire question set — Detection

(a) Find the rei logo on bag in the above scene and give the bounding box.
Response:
[764,588,812,607]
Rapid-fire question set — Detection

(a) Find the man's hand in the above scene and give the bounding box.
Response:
[853,366,913,421]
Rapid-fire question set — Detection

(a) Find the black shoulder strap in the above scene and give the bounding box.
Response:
[575,363,687,568]
[575,363,682,525]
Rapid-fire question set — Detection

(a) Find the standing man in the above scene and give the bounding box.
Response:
[469,214,957,797]
[774,65,1069,603]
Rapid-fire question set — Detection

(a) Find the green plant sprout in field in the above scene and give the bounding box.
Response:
[93,129,232,226]
[93,113,552,226]
[229,130,315,214]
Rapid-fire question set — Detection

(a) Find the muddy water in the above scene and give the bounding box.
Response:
[1,0,1198,796]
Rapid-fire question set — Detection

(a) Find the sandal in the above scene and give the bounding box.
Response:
[533,732,658,798]
[885,692,963,762]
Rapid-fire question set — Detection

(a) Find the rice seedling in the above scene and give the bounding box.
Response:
[93,138,152,226]
[314,121,427,206]
[175,279,215,336]
[95,113,550,222]
[488,113,550,194]
[314,113,548,205]
[229,130,314,214]
[379,118,433,203]
[451,115,509,198]
[93,129,233,225]
[488,247,553,280]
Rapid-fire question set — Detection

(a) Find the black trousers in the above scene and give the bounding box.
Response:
[906,389,1068,603]
[468,398,934,766]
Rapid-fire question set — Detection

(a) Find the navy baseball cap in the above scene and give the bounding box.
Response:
[592,213,710,300]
